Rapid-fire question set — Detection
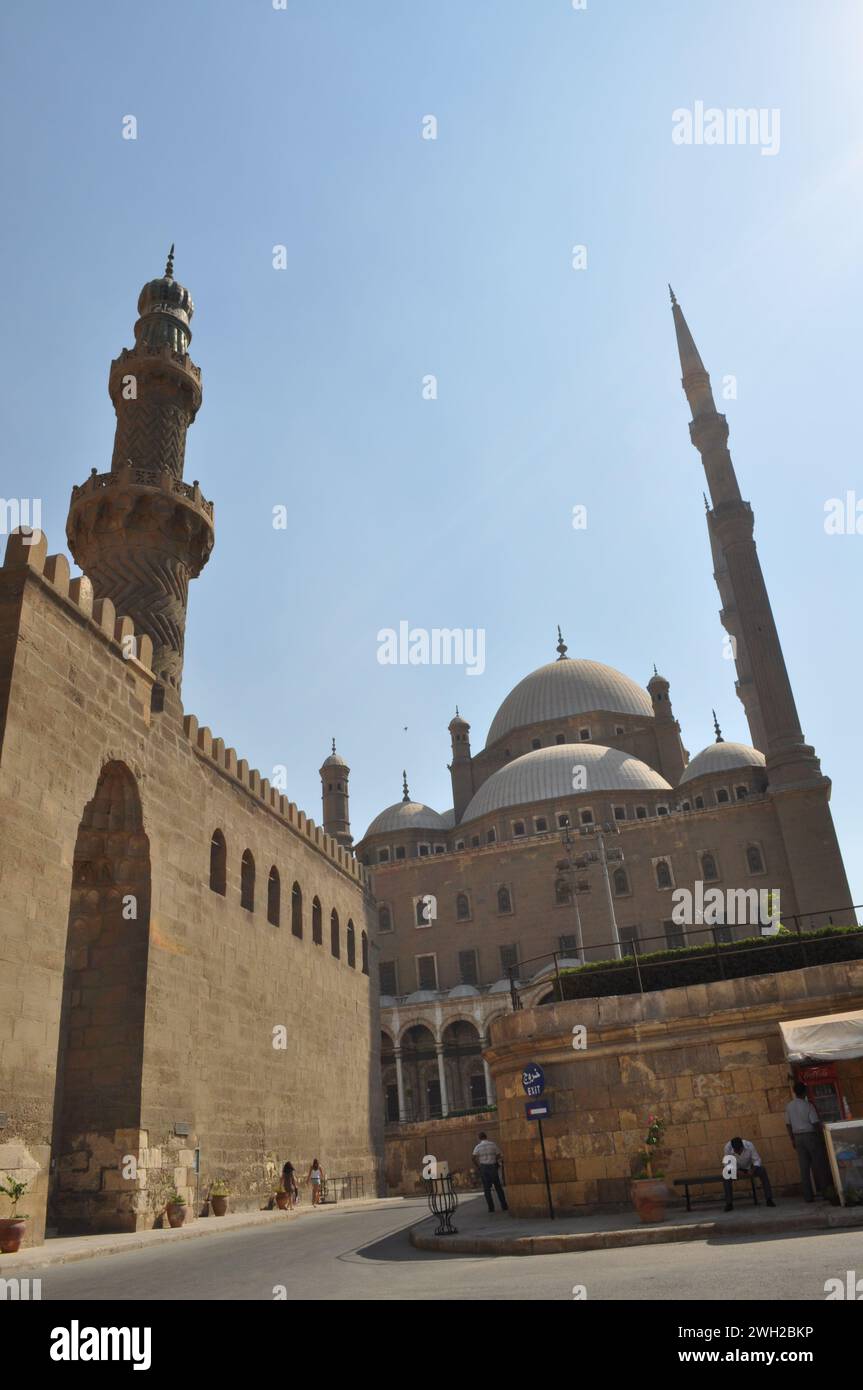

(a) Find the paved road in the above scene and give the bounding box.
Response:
[24,1197,863,1301]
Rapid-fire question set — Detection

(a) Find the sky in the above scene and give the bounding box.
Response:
[2,0,861,903]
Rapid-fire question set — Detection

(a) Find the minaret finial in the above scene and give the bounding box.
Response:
[668,283,677,306]
[556,625,568,660]
[653,663,658,676]
[703,491,710,513]
[165,243,175,279]
[402,769,410,802]
[455,705,459,717]
[713,709,724,743]
[331,737,336,755]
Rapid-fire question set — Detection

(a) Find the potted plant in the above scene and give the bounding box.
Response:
[209,1180,229,1216]
[0,1177,30,1253]
[630,1115,670,1223]
[165,1189,188,1229]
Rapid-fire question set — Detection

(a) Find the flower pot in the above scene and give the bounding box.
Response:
[0,1218,28,1253]
[211,1196,228,1216]
[630,1178,669,1224]
[275,1191,289,1211]
[167,1203,187,1229]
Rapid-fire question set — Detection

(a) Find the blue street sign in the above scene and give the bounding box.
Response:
[525,1098,552,1120]
[522,1062,545,1097]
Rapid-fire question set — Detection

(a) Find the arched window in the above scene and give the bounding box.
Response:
[735,785,748,801]
[209,830,226,895]
[312,896,323,944]
[655,859,672,890]
[747,844,765,874]
[555,877,572,905]
[378,904,391,933]
[456,892,470,921]
[361,930,369,975]
[612,868,629,897]
[497,885,512,914]
[347,920,356,968]
[241,850,255,911]
[701,853,719,882]
[291,882,302,937]
[267,866,280,926]
[414,898,427,927]
[330,909,340,958]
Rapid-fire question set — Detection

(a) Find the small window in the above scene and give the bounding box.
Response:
[619,926,640,956]
[395,845,406,861]
[380,961,397,996]
[513,820,526,837]
[291,881,303,937]
[313,896,323,943]
[361,930,369,974]
[330,908,340,957]
[378,847,390,863]
[555,733,566,745]
[746,844,765,874]
[612,868,629,897]
[459,949,478,986]
[664,919,686,950]
[241,850,255,912]
[701,852,719,882]
[614,725,625,736]
[418,843,430,857]
[681,800,691,812]
[613,805,626,821]
[558,933,579,954]
[580,808,594,826]
[579,727,591,741]
[655,859,673,890]
[557,813,570,829]
[500,944,519,975]
[716,788,730,805]
[694,795,704,810]
[635,805,647,820]
[531,738,542,750]
[497,885,513,914]
[471,835,480,848]
[346,920,356,968]
[657,804,669,817]
[735,785,748,801]
[416,954,438,991]
[486,827,497,844]
[433,844,446,855]
[555,876,572,906]
[209,830,227,895]
[267,865,280,926]
[455,839,465,851]
[415,897,431,928]
[456,892,471,921]
[378,903,392,933]
[535,817,548,833]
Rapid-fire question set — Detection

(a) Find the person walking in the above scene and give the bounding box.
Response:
[722,1135,775,1212]
[281,1160,298,1209]
[472,1131,508,1214]
[785,1080,829,1201]
[307,1157,325,1206]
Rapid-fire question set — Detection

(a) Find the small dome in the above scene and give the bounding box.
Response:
[448,984,480,999]
[462,744,671,821]
[405,989,439,1004]
[679,741,766,785]
[363,800,447,837]
[486,658,654,748]
[438,808,456,829]
[380,995,397,1008]
[489,978,517,994]
[321,752,349,770]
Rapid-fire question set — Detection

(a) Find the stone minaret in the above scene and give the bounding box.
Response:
[448,709,474,824]
[320,740,353,850]
[66,248,214,695]
[647,668,687,785]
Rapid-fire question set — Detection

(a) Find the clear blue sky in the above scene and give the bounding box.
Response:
[2,0,861,905]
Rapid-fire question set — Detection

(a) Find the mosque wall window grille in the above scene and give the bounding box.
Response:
[555,733,566,745]
[455,839,465,851]
[209,829,227,895]
[459,949,479,986]
[580,808,594,826]
[414,897,432,928]
[559,933,579,954]
[635,805,647,820]
[433,844,446,855]
[378,847,390,863]
[735,785,749,801]
[531,738,542,750]
[656,804,669,816]
[513,820,526,837]
[240,850,255,913]
[555,877,573,906]
[715,787,730,805]
[613,805,626,821]
[267,866,280,926]
[486,827,497,844]
[557,813,570,829]
[746,844,766,875]
[330,909,340,957]
[418,843,430,857]
[395,846,406,860]
[416,953,438,991]
[663,918,686,950]
[654,858,674,890]
[619,926,640,956]
[361,930,369,975]
[694,795,705,810]
[612,868,630,897]
[469,1074,488,1108]
[579,727,591,741]
[680,800,691,812]
[378,903,393,933]
[615,725,625,736]
[380,961,397,996]
[291,881,303,937]
[497,885,513,915]
[313,896,324,943]
[346,920,356,968]
[500,943,519,976]
[534,816,548,833]
[471,835,480,848]
[456,892,471,921]
[701,852,720,882]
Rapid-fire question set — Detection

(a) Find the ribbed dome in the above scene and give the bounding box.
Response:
[363,800,447,837]
[462,744,671,821]
[486,659,654,748]
[679,741,766,785]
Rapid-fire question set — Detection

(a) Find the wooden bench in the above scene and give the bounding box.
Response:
[674,1172,759,1212]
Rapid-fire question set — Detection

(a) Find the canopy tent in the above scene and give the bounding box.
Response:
[779,1010,863,1064]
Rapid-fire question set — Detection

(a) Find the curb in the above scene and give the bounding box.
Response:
[5,1197,408,1272]
[409,1206,863,1257]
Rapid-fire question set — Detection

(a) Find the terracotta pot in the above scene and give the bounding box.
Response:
[167,1203,187,1229]
[0,1218,28,1253]
[630,1178,669,1224]
[211,1195,228,1216]
[275,1191,289,1210]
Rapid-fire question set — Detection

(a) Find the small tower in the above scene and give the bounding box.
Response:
[647,668,687,785]
[320,740,352,850]
[447,708,474,824]
[66,248,214,695]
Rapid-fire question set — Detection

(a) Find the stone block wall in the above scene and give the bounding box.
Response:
[384,1110,499,1194]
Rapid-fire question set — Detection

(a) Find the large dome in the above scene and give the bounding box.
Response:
[485,659,654,748]
[462,744,671,821]
[679,741,766,785]
[363,800,447,838]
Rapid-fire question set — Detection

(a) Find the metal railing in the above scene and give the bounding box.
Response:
[506,904,863,1010]
[318,1174,365,1203]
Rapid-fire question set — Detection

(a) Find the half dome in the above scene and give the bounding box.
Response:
[485,659,654,748]
[462,744,671,821]
[363,800,447,838]
[679,741,766,785]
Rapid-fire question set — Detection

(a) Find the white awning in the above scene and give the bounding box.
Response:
[779,1010,863,1064]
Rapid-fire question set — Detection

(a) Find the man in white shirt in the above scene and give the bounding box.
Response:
[722,1135,775,1211]
[784,1080,829,1201]
[472,1132,508,1213]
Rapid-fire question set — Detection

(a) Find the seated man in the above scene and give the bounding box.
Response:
[722,1135,775,1212]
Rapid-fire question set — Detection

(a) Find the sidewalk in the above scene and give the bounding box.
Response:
[410,1193,863,1257]
[3,1196,408,1273]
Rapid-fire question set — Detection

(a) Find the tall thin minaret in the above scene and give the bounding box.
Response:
[669,287,817,788]
[320,740,353,850]
[66,249,214,695]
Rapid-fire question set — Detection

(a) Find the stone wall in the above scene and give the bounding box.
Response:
[485,960,863,1218]
[0,533,383,1242]
[384,1111,499,1194]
